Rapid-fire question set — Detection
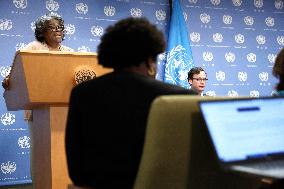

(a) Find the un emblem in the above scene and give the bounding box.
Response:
[254,0,263,8]
[238,72,247,82]
[91,25,104,37]
[0,19,12,31]
[165,45,193,88]
[1,161,16,174]
[244,16,254,26]
[277,36,284,46]
[188,0,198,3]
[267,54,276,64]
[65,24,76,35]
[15,42,26,51]
[213,33,223,43]
[225,52,235,63]
[205,90,216,97]
[13,0,27,9]
[203,51,214,62]
[156,10,166,21]
[256,35,266,45]
[200,13,210,24]
[235,34,245,44]
[0,66,11,78]
[210,0,220,6]
[76,3,88,14]
[190,32,200,43]
[275,0,284,9]
[250,90,260,97]
[265,17,274,27]
[232,0,242,6]
[104,6,116,16]
[259,72,268,82]
[46,0,59,12]
[18,136,30,149]
[247,53,257,63]
[228,90,239,97]
[216,71,225,81]
[74,66,96,85]
[78,46,91,52]
[223,15,232,25]
[130,8,142,18]
[1,113,16,126]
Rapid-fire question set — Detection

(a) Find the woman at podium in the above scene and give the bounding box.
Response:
[2,13,74,120]
[24,12,73,52]
[22,13,74,121]
[2,13,73,91]
[65,17,196,189]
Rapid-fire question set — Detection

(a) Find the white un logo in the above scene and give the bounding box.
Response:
[13,0,27,9]
[1,113,16,126]
[104,6,116,16]
[1,161,16,174]
[76,3,88,14]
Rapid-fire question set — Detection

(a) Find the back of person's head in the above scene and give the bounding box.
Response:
[98,17,165,69]
[35,12,64,42]
[273,48,284,91]
[187,67,206,81]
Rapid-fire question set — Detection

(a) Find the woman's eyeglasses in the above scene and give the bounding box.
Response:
[192,78,208,82]
[47,25,64,32]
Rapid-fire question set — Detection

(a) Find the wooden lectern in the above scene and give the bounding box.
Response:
[3,50,113,189]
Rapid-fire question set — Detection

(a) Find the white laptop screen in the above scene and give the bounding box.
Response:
[199,97,284,163]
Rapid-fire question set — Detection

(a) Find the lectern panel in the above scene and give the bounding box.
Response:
[4,50,112,110]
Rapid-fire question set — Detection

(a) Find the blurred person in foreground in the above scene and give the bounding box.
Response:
[65,17,196,189]
[187,66,208,96]
[258,48,284,189]
[272,48,284,96]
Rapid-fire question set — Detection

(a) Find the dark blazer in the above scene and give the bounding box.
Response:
[65,70,196,189]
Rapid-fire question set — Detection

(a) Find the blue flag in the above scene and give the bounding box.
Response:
[163,0,194,88]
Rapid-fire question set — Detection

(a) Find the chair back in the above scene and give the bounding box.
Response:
[133,95,260,189]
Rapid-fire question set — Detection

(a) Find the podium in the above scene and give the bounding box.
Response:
[3,50,113,189]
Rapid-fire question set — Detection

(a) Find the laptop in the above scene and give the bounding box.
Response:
[199,97,284,179]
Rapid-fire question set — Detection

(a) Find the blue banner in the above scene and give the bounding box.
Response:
[163,0,194,88]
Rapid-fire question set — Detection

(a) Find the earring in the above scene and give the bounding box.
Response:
[147,65,156,77]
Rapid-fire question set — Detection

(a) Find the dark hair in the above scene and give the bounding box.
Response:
[34,12,65,42]
[97,17,165,69]
[187,67,206,81]
[273,48,284,91]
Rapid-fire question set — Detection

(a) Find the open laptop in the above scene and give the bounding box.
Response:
[199,97,284,179]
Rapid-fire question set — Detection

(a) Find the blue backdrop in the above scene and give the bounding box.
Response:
[0,0,283,186]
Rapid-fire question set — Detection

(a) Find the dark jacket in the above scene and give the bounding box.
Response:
[65,70,196,189]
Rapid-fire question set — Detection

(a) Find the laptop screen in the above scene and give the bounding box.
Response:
[199,97,284,163]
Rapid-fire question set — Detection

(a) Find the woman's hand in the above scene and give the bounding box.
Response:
[2,76,10,90]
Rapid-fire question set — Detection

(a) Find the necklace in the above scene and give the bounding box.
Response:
[42,42,62,51]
